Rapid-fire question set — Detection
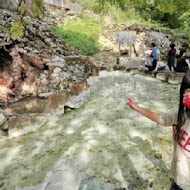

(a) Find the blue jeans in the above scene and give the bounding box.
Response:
[170,181,183,190]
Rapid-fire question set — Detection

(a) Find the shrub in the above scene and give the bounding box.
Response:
[53,14,101,55]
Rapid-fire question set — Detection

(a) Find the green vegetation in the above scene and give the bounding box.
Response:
[54,0,190,55]
[10,3,26,40]
[53,14,101,55]
[75,0,190,36]
[32,0,43,19]
[10,0,43,41]
[10,21,24,40]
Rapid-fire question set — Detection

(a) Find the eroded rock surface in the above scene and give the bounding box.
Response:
[0,71,179,190]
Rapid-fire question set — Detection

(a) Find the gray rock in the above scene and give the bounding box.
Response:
[168,73,184,85]
[0,113,7,126]
[65,89,90,109]
[79,177,117,190]
[47,56,66,68]
[156,72,171,82]
[38,92,56,98]
[53,67,62,74]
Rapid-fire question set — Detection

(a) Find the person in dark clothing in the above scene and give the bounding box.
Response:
[170,180,183,190]
[175,48,189,72]
[145,55,157,71]
[175,57,189,72]
[150,43,159,67]
[168,43,176,71]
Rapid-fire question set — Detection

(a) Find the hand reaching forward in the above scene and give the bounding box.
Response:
[126,96,160,122]
[126,97,139,111]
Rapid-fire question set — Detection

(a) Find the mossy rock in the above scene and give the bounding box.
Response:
[168,73,185,85]
[156,72,171,82]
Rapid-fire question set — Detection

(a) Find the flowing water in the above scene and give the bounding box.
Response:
[0,71,180,190]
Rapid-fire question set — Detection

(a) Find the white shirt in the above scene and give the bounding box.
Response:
[154,61,166,71]
[158,111,190,190]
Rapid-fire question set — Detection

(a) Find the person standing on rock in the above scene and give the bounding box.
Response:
[150,43,159,70]
[151,43,158,60]
[168,43,176,72]
[126,70,190,190]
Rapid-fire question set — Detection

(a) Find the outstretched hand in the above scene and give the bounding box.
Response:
[126,97,139,110]
[126,96,160,122]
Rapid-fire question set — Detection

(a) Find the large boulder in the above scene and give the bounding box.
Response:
[155,72,171,82]
[20,52,45,70]
[168,73,184,85]
[64,56,99,77]
[0,113,7,126]
[1,114,47,138]
[4,97,47,115]
[44,90,70,113]
[69,80,88,96]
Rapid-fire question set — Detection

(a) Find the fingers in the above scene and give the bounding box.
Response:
[126,96,134,107]
[126,96,134,103]
[126,96,131,102]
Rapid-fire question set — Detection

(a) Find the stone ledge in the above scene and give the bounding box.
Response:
[100,65,185,85]
[0,64,185,138]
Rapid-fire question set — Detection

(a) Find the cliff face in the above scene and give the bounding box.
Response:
[0,8,78,105]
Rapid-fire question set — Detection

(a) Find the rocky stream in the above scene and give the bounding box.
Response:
[0,71,180,190]
[0,3,190,190]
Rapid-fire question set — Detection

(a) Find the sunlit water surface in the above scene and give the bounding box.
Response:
[0,71,180,190]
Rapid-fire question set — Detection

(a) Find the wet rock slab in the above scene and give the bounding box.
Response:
[168,73,185,85]
[0,71,178,190]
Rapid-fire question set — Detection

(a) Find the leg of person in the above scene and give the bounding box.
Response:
[145,65,153,71]
[152,59,157,70]
[157,66,166,71]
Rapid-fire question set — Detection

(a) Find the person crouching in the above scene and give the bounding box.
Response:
[145,55,157,71]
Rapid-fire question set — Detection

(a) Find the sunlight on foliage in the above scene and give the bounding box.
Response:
[20,3,27,15]
[53,14,101,55]
[10,22,24,40]
[32,0,43,19]
[75,0,190,38]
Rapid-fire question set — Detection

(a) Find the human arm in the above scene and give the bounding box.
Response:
[126,97,160,122]
[153,61,166,72]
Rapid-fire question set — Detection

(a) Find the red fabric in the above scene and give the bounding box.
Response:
[183,94,190,109]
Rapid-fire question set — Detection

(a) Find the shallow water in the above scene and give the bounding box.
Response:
[0,71,180,190]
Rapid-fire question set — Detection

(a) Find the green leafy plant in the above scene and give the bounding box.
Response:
[9,0,43,41]
[32,0,43,19]
[10,3,26,40]
[10,22,24,40]
[53,14,101,55]
[179,11,190,29]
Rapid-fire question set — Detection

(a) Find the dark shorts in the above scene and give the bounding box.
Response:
[170,181,183,190]
[145,65,154,71]
[157,66,166,71]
